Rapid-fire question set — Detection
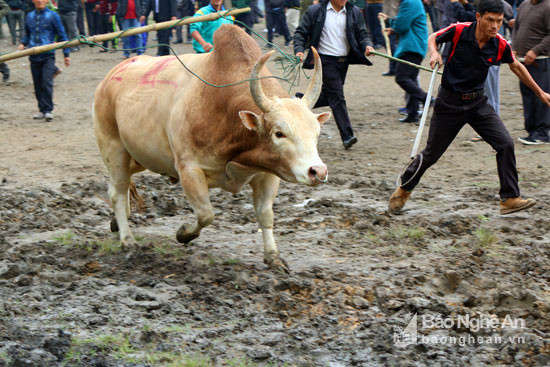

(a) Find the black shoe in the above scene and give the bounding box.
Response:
[382,71,395,77]
[343,136,358,149]
[174,40,183,44]
[264,43,273,49]
[284,40,291,47]
[294,92,304,99]
[399,114,420,123]
[429,97,436,107]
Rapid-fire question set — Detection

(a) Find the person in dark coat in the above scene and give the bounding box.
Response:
[294,0,373,149]
[141,0,177,56]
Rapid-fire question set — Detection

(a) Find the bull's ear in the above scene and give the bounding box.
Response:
[239,110,261,131]
[316,112,331,125]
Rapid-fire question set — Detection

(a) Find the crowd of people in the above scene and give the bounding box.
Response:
[0,0,548,215]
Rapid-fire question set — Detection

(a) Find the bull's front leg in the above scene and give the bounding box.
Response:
[175,163,214,244]
[250,173,288,273]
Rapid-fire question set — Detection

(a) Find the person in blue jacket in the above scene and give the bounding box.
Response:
[378,0,431,122]
[18,0,70,122]
[190,0,233,53]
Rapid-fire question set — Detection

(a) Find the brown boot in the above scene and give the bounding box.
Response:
[388,187,412,214]
[500,197,536,215]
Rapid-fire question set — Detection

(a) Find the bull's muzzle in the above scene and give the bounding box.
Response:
[309,165,328,184]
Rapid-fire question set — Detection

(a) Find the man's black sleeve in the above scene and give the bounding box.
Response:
[293,7,313,54]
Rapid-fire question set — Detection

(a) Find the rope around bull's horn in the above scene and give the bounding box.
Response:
[371,50,443,75]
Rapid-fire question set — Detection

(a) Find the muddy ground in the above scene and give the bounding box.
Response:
[1,23,549,367]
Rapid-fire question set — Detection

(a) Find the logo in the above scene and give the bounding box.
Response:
[393,313,526,347]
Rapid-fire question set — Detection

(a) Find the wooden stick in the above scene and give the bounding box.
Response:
[371,50,443,75]
[411,63,439,158]
[0,7,250,63]
[378,14,391,57]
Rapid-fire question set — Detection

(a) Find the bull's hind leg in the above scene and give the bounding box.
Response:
[175,163,214,243]
[250,173,287,273]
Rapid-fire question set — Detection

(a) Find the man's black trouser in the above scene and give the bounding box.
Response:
[30,54,56,114]
[157,28,171,56]
[395,52,427,116]
[399,88,521,199]
[314,54,354,142]
[519,59,550,142]
[266,8,290,43]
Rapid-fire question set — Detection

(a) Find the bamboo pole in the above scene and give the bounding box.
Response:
[371,50,443,75]
[378,14,391,57]
[0,7,250,63]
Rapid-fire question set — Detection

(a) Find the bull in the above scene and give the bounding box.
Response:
[93,25,330,272]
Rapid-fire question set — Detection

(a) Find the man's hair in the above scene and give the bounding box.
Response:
[477,0,504,15]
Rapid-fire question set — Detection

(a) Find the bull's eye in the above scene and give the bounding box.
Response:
[275,131,286,138]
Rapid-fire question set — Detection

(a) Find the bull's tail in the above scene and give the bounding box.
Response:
[129,180,145,213]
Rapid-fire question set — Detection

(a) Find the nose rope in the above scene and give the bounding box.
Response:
[314,172,328,184]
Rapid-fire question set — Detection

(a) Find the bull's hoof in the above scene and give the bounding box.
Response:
[110,217,119,232]
[176,225,199,244]
[264,257,290,274]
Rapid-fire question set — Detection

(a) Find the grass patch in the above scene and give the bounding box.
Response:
[385,225,427,241]
[53,231,75,245]
[474,227,498,247]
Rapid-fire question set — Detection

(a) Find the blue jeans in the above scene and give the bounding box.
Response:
[366,3,384,47]
[120,18,144,57]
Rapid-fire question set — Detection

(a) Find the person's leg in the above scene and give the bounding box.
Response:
[120,18,131,57]
[175,7,183,42]
[317,57,354,143]
[266,11,274,44]
[400,96,466,191]
[85,3,95,35]
[519,60,550,142]
[156,28,171,56]
[40,56,56,114]
[394,53,427,118]
[469,100,520,199]
[30,57,45,113]
[77,4,86,35]
[275,8,291,43]
[0,62,10,83]
[6,11,16,45]
[130,18,143,55]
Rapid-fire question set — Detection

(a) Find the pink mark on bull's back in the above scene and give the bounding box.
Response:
[110,57,137,82]
[140,58,178,88]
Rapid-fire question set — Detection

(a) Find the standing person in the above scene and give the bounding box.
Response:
[365,0,384,48]
[141,0,177,56]
[233,0,253,35]
[0,0,10,84]
[98,0,118,51]
[379,0,431,123]
[189,0,233,53]
[84,0,100,36]
[76,0,86,35]
[388,0,550,216]
[265,0,291,48]
[57,0,80,50]
[117,0,144,58]
[18,0,71,121]
[6,0,24,46]
[294,0,374,149]
[285,0,300,36]
[175,0,194,42]
[512,0,550,145]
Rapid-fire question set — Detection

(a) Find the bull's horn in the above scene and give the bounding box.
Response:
[250,50,275,113]
[302,47,323,110]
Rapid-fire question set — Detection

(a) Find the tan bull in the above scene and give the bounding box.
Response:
[93,25,330,272]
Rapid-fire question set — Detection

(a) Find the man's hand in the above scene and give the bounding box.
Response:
[64,57,70,67]
[296,51,304,61]
[508,18,515,28]
[429,51,443,69]
[523,50,537,65]
[171,16,177,20]
[139,15,146,22]
[202,42,213,52]
[365,46,375,57]
[539,92,550,107]
[18,44,25,51]
[378,12,388,21]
